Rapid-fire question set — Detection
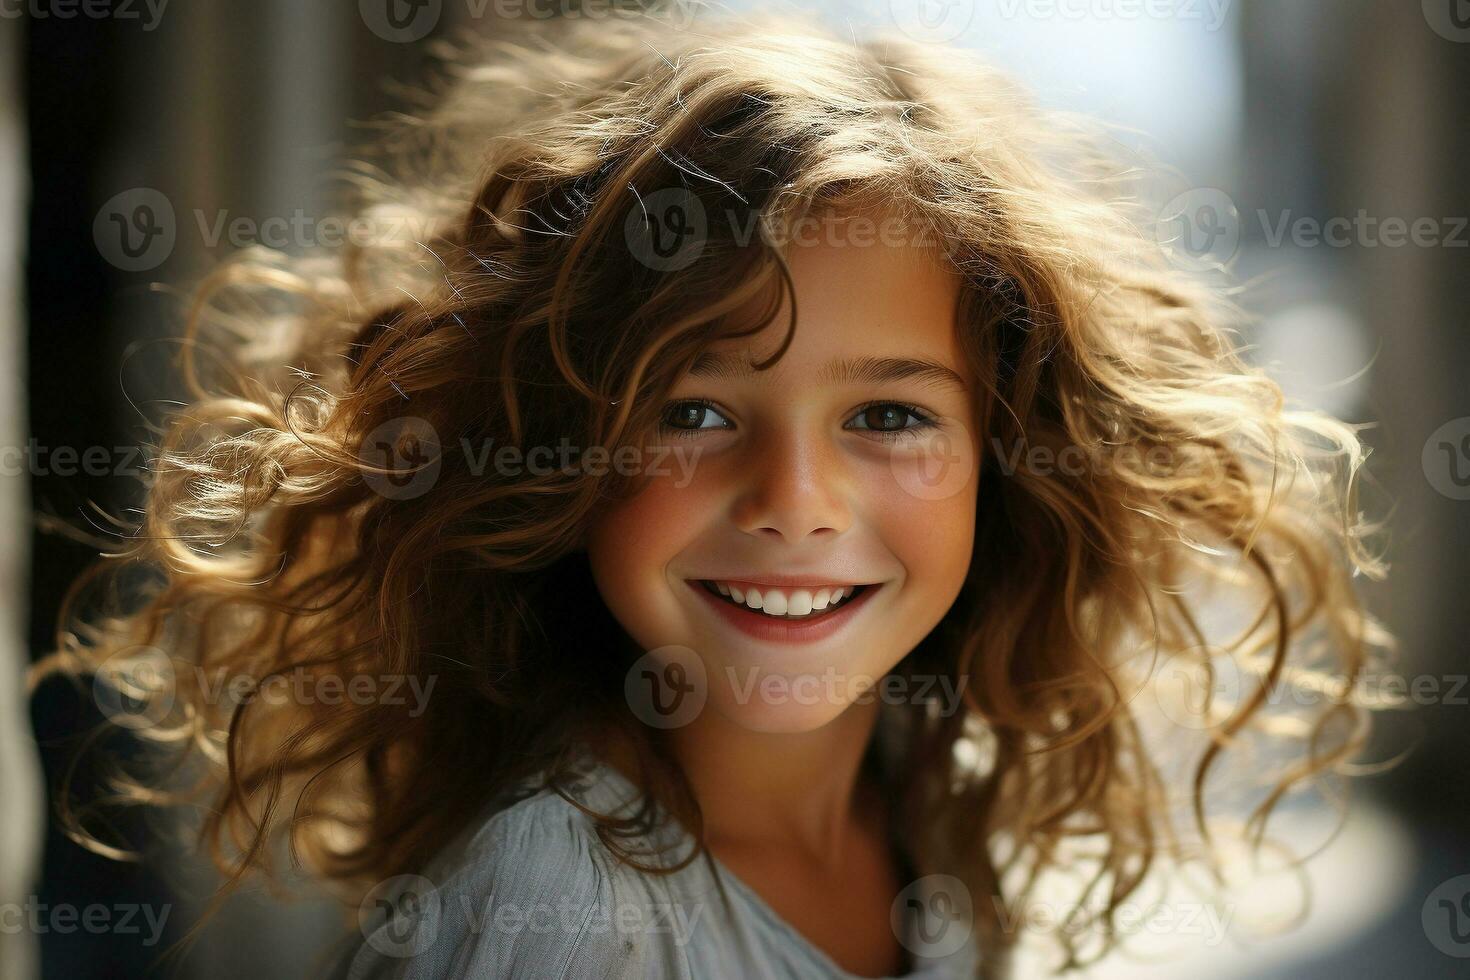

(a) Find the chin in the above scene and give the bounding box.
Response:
[700,659,877,734]
[707,690,858,734]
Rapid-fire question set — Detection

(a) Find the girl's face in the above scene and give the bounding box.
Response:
[588,221,979,733]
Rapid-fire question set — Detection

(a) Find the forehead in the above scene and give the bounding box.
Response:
[704,213,966,378]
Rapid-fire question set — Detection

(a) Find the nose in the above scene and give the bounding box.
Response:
[730,427,851,542]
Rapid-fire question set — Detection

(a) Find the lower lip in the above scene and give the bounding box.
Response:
[687,581,882,644]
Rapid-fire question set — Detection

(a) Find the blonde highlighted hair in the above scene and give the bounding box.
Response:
[36,7,1393,974]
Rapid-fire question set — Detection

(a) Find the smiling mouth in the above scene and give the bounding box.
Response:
[695,580,871,621]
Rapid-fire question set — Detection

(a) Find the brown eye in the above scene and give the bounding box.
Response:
[844,402,936,438]
[661,400,731,431]
[860,405,908,431]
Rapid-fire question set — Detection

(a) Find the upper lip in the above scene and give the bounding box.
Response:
[689,574,876,589]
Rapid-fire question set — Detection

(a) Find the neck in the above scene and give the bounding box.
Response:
[666,699,883,863]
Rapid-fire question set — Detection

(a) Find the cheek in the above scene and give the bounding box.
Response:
[860,446,978,615]
[585,476,720,647]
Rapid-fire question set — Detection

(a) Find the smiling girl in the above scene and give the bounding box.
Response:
[40,8,1392,980]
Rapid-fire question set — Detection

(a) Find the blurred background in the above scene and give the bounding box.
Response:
[3,1,1467,977]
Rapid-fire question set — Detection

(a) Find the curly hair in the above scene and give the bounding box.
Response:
[34,7,1394,975]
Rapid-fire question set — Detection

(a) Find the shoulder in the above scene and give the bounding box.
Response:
[338,768,696,980]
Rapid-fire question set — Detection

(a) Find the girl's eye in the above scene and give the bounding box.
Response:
[845,402,936,437]
[660,400,732,432]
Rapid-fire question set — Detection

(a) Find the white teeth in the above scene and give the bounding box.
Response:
[706,581,864,619]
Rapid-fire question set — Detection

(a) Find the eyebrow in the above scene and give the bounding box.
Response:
[688,352,968,392]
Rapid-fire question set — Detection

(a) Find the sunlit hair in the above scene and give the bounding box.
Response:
[35,7,1394,975]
